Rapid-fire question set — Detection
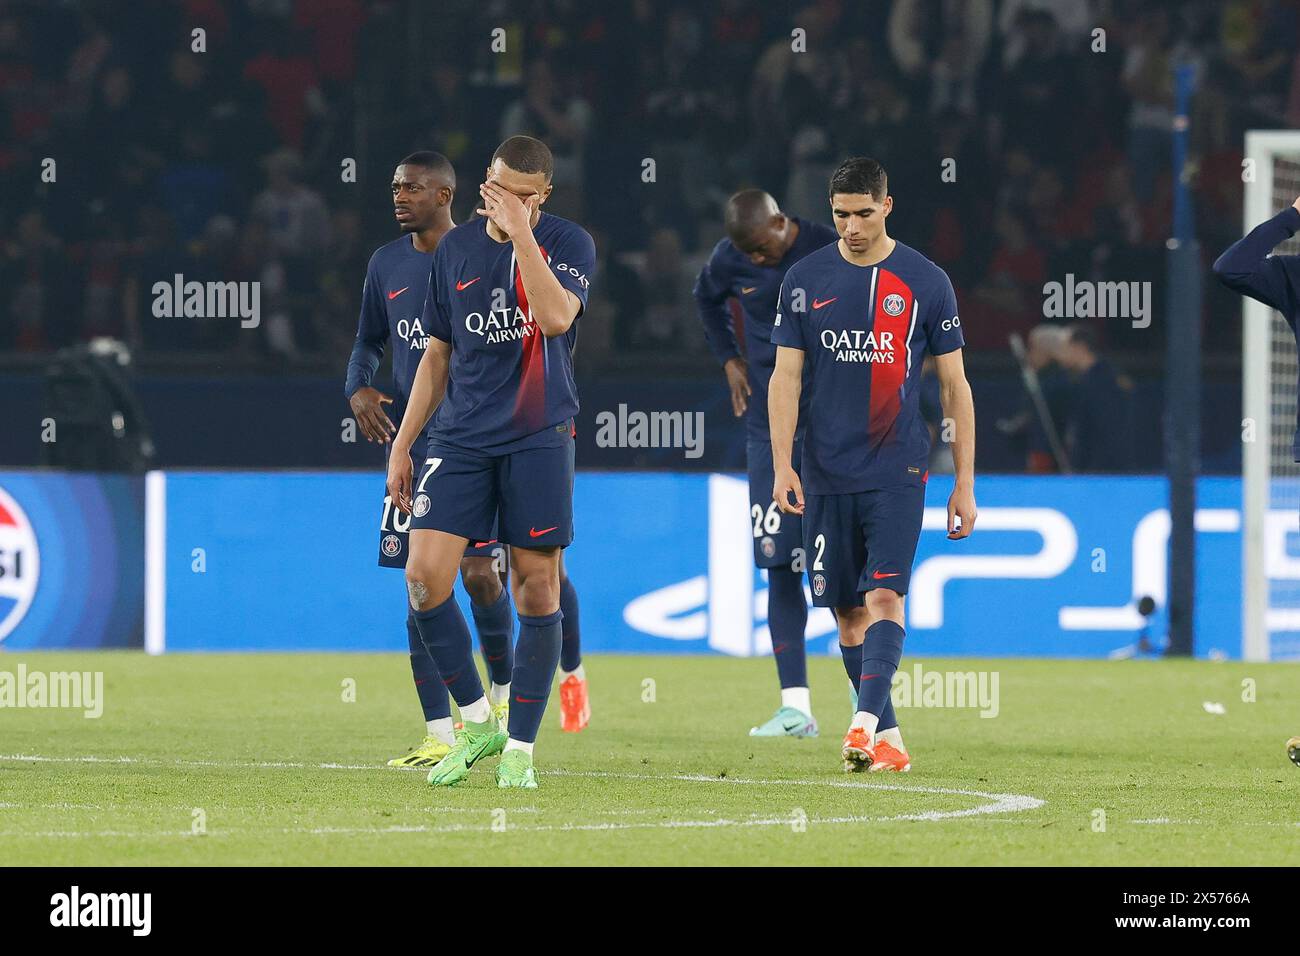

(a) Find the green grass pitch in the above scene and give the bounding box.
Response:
[0,651,1297,866]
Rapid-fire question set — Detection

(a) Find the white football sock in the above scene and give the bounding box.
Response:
[488,682,511,706]
[781,686,812,716]
[503,738,534,756]
[876,726,904,751]
[460,696,491,724]
[850,711,879,738]
[426,717,455,745]
[563,663,585,681]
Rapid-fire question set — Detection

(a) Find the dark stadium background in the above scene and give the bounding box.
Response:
[0,0,1273,472]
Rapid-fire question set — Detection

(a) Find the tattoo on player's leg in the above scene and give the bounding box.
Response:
[407,580,429,611]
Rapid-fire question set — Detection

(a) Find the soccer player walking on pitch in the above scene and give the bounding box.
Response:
[346,152,518,769]
[387,136,595,789]
[769,157,977,773]
[694,190,837,737]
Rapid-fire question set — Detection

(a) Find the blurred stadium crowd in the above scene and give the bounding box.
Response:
[0,0,1289,468]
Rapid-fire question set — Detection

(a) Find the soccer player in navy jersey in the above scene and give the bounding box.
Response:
[387,135,596,789]
[346,152,518,768]
[694,190,837,737]
[1213,194,1300,459]
[769,157,977,773]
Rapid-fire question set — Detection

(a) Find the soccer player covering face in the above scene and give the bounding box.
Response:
[693,190,837,737]
[387,136,596,789]
[769,157,978,773]
[346,152,539,770]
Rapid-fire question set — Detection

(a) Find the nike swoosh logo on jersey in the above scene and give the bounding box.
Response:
[387,287,409,299]
[529,526,558,537]
[872,570,902,579]
[741,286,756,294]
[456,277,481,291]
[812,296,837,309]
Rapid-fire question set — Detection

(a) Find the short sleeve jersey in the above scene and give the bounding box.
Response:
[771,239,964,493]
[422,213,597,454]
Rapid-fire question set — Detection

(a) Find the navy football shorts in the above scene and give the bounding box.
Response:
[802,479,927,608]
[408,438,574,549]
[748,437,804,568]
[377,442,502,568]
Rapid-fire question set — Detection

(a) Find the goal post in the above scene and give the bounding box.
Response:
[1241,130,1300,662]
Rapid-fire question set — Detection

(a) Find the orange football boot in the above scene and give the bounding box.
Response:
[841,726,876,772]
[559,674,590,732]
[867,739,911,772]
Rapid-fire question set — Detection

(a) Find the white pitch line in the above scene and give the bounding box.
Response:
[0,752,1045,836]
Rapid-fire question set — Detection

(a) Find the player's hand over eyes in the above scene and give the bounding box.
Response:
[349,386,395,443]
[723,357,751,417]
[478,181,537,239]
[387,451,413,515]
[947,483,977,539]
[773,465,804,515]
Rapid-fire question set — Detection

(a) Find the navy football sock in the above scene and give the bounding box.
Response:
[470,586,515,687]
[412,594,485,709]
[768,566,809,689]
[877,694,900,732]
[842,635,899,731]
[839,641,863,692]
[408,612,451,722]
[509,610,563,743]
[559,576,582,672]
[858,620,906,723]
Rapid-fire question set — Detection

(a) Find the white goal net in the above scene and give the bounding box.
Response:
[1242,130,1300,661]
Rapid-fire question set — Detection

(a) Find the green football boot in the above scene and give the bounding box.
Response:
[387,735,453,768]
[426,715,507,786]
[495,748,539,789]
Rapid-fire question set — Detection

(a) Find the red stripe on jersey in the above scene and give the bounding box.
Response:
[867,269,914,448]
[513,243,550,432]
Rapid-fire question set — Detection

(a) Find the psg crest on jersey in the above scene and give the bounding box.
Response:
[381,534,402,558]
[412,494,431,518]
[882,293,906,316]
[812,572,826,597]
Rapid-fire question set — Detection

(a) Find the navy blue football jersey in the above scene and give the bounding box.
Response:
[693,217,838,438]
[423,213,596,455]
[344,234,438,456]
[772,239,964,494]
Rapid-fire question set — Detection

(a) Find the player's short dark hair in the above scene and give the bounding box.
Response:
[1068,323,1099,354]
[829,157,888,202]
[725,189,781,245]
[398,151,456,188]
[491,135,554,181]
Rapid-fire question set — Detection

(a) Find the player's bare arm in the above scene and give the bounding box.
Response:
[935,348,977,539]
[387,337,451,514]
[769,344,805,515]
[478,180,582,336]
[349,386,395,444]
[724,356,751,417]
